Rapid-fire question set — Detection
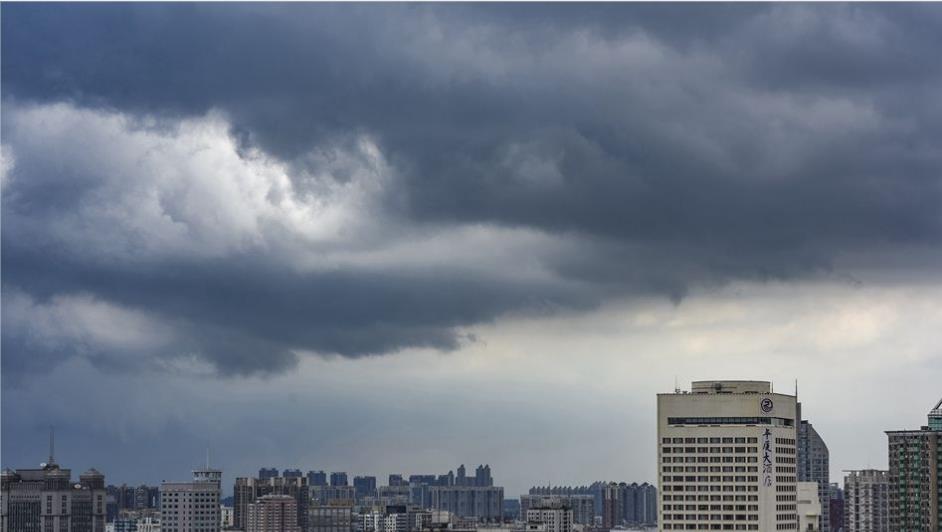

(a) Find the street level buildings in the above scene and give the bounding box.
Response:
[657,380,799,530]
[842,470,888,532]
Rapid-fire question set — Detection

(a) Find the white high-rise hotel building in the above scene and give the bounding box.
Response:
[657,381,798,531]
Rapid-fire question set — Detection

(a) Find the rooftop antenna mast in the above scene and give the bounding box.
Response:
[48,426,56,465]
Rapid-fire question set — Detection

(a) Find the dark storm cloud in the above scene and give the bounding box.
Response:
[1,240,595,376]
[3,4,942,376]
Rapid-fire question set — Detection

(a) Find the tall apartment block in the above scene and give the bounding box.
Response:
[1,454,107,532]
[885,396,942,532]
[354,476,378,501]
[520,494,594,525]
[233,475,309,531]
[842,470,888,532]
[246,495,299,532]
[657,380,799,531]
[797,417,830,532]
[525,499,574,532]
[160,468,222,532]
[429,486,504,521]
[600,482,656,527]
[601,483,623,529]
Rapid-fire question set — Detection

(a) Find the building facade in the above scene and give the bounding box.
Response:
[354,477,378,502]
[233,475,308,532]
[797,482,822,532]
[245,495,299,532]
[600,483,622,529]
[310,486,355,507]
[113,510,160,532]
[309,503,354,532]
[842,470,888,532]
[525,500,573,532]
[827,484,844,532]
[520,495,594,525]
[885,397,942,532]
[429,486,503,521]
[797,419,830,532]
[1,460,107,532]
[258,470,279,481]
[308,473,328,488]
[160,468,222,532]
[657,380,799,531]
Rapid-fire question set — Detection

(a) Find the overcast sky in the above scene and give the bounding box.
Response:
[3,4,942,497]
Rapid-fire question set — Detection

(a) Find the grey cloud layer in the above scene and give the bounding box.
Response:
[3,4,942,376]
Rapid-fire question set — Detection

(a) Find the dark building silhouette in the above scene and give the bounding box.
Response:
[282,469,303,479]
[329,473,348,487]
[353,476,377,501]
[259,468,279,480]
[308,471,327,487]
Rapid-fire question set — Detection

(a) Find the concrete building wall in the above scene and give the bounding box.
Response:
[797,482,822,532]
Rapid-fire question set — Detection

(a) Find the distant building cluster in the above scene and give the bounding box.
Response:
[5,386,939,532]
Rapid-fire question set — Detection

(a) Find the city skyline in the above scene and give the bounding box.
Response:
[6,385,940,500]
[4,2,942,513]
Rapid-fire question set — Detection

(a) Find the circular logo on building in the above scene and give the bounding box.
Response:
[760,398,774,413]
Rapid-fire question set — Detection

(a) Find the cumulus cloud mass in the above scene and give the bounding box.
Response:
[3,4,941,493]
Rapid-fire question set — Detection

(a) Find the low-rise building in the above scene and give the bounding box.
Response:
[798,481,822,531]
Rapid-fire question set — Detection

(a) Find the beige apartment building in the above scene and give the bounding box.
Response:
[657,380,798,531]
